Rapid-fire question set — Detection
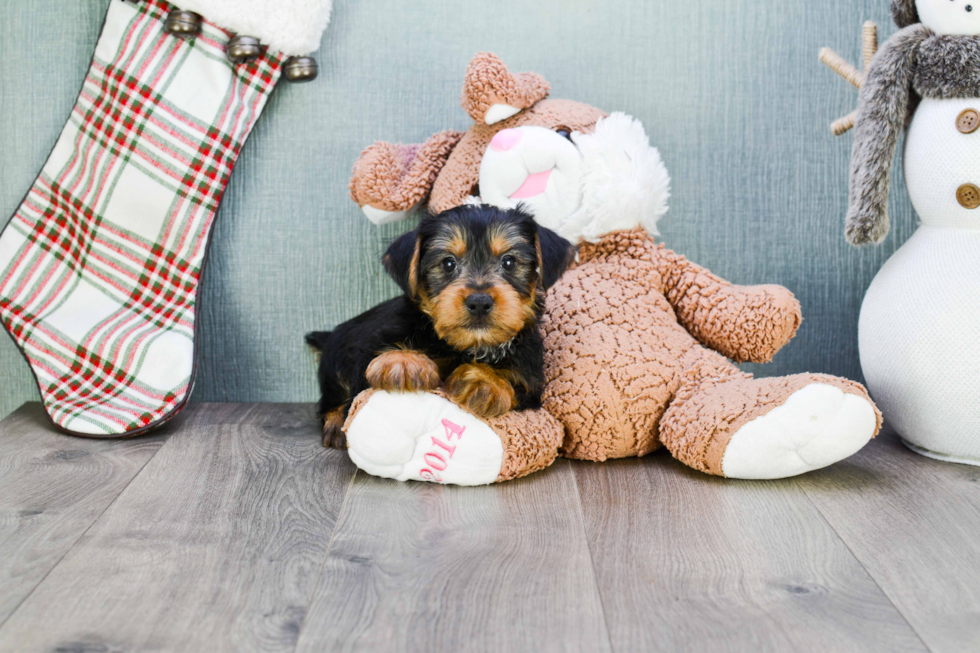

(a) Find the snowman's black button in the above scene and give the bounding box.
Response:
[957,184,980,209]
[956,109,980,134]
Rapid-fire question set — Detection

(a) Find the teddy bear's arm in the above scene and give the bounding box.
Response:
[655,247,802,364]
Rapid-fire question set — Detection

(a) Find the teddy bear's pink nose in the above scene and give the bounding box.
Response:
[490,128,522,152]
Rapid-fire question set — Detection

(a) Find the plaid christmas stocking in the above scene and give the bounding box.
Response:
[0,0,330,436]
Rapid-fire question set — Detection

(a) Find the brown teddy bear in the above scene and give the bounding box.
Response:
[340,53,881,486]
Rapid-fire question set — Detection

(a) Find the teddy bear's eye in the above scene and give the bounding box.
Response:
[556,129,572,141]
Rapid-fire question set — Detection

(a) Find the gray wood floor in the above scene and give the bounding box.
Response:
[0,403,977,653]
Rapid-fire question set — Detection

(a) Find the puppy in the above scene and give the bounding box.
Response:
[307,204,576,449]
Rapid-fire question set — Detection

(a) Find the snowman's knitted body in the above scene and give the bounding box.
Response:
[860,96,980,463]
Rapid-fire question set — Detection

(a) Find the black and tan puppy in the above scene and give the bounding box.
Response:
[307,205,575,449]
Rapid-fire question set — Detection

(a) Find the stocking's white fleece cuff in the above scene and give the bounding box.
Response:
[173,0,332,56]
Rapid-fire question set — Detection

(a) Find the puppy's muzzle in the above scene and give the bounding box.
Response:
[464,292,494,317]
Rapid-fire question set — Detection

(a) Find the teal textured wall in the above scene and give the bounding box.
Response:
[0,0,916,421]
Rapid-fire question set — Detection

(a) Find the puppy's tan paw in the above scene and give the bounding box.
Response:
[322,408,348,450]
[445,363,515,418]
[366,350,441,393]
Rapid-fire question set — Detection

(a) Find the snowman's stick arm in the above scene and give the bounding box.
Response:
[820,22,878,136]
[846,25,930,245]
[863,22,878,70]
[820,48,865,88]
[832,111,857,137]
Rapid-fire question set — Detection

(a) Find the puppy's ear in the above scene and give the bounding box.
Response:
[535,226,576,290]
[383,229,422,297]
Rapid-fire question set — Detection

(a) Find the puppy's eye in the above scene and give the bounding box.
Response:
[501,255,517,272]
[556,129,572,141]
[441,257,457,274]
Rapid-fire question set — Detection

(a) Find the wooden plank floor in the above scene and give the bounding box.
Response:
[0,403,977,653]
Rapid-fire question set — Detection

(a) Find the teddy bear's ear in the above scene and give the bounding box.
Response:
[461,53,550,126]
[350,131,465,225]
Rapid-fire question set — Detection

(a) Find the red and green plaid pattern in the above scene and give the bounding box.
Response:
[0,0,283,436]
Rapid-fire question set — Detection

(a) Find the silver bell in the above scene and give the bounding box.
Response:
[164,10,202,38]
[227,36,262,65]
[284,57,319,83]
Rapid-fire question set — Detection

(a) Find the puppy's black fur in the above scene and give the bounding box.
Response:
[307,205,575,449]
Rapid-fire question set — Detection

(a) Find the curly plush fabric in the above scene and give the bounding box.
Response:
[461,52,551,124]
[349,131,465,212]
[661,371,880,475]
[487,405,564,482]
[540,230,805,463]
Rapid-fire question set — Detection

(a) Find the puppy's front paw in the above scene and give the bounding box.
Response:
[322,408,348,450]
[366,350,441,393]
[445,364,515,418]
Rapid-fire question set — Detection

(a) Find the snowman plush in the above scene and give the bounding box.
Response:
[842,0,980,464]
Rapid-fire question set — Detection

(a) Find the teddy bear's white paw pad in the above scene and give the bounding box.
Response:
[722,384,877,480]
[345,391,504,486]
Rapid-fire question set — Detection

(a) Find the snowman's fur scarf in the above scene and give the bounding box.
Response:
[892,0,919,28]
[848,25,930,245]
[848,22,980,245]
[561,113,671,244]
[915,35,980,97]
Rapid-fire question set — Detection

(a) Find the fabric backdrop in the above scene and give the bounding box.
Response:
[0,0,915,421]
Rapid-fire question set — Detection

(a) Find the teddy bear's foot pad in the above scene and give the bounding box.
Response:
[345,391,504,485]
[722,384,877,480]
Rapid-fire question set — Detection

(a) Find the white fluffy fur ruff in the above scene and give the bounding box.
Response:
[562,112,671,243]
[174,0,332,56]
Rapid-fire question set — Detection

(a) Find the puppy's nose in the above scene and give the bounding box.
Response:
[465,293,494,317]
[490,128,522,152]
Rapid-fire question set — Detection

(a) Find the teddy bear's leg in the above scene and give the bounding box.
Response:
[342,389,563,485]
[660,352,881,479]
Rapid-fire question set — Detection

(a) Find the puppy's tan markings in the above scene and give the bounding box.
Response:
[486,283,536,342]
[445,363,516,418]
[490,235,511,258]
[422,280,536,350]
[431,224,468,259]
[407,239,420,297]
[488,222,520,258]
[366,349,441,393]
[421,282,475,348]
[322,407,348,450]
